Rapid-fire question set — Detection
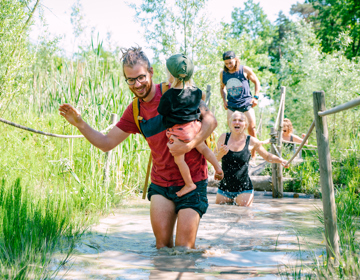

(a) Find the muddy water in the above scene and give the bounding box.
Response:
[54,194,323,279]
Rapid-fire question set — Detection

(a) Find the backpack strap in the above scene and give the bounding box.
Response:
[160,82,169,95]
[132,97,145,138]
[135,83,169,199]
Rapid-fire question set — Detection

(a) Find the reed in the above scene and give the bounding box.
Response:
[0,41,149,277]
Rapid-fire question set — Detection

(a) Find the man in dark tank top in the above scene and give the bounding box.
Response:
[220,51,261,160]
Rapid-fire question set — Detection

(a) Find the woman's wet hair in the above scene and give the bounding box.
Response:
[283,118,293,134]
[223,57,241,73]
[230,111,248,131]
[120,46,151,77]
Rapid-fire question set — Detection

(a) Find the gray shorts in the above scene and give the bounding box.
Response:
[147,179,208,218]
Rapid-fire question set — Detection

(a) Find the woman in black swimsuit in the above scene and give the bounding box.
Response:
[215,111,288,206]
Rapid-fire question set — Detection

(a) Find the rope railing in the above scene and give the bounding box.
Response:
[0,117,115,138]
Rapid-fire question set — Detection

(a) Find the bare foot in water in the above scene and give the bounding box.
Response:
[214,167,224,180]
[176,183,197,197]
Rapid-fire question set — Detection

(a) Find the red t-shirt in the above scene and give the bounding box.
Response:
[116,84,208,187]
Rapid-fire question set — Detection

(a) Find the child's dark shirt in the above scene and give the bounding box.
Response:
[157,87,202,128]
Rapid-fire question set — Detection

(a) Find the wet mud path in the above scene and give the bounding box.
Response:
[54,194,323,279]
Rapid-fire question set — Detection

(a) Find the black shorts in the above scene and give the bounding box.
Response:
[147,179,208,218]
[228,104,252,113]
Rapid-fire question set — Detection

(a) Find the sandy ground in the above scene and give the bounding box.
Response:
[53,193,324,280]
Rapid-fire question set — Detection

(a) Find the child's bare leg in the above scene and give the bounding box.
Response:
[174,154,197,197]
[196,143,224,180]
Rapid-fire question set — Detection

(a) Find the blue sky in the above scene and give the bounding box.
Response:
[31,0,300,58]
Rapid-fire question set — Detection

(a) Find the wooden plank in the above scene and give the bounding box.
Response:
[313,91,340,263]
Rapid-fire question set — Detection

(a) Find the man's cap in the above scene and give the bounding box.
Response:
[166,54,194,81]
[223,51,236,60]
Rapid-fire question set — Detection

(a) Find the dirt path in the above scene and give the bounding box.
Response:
[54,193,323,279]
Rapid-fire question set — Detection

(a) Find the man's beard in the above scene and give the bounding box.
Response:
[131,79,152,100]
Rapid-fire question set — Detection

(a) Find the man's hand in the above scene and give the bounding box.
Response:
[167,137,191,157]
[251,98,258,108]
[59,104,83,127]
[223,100,228,110]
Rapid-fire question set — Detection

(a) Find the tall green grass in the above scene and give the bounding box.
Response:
[0,42,150,277]
[0,178,80,279]
[286,187,360,279]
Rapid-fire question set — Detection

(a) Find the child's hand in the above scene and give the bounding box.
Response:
[301,133,306,138]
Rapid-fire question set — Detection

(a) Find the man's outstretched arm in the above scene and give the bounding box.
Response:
[168,100,217,157]
[59,103,129,152]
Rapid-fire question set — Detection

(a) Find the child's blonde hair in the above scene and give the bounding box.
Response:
[171,77,195,89]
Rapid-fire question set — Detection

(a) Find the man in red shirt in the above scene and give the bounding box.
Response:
[59,47,217,249]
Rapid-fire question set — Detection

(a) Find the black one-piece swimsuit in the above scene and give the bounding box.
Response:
[218,133,253,193]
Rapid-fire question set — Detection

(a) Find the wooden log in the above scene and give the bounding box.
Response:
[318,96,360,117]
[207,176,296,192]
[313,91,340,263]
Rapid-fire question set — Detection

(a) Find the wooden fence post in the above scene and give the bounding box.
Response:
[271,86,286,198]
[270,127,278,197]
[103,113,118,187]
[276,86,286,198]
[205,85,211,107]
[313,91,340,263]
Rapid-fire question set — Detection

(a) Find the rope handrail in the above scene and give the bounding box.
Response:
[318,96,360,117]
[285,120,315,166]
[0,117,114,138]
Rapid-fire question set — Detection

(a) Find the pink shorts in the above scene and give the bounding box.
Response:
[166,120,201,143]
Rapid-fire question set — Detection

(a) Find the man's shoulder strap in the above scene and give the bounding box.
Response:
[132,97,145,138]
[160,82,169,95]
[132,82,168,138]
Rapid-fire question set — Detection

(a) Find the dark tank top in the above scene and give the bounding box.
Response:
[222,65,252,109]
[283,135,296,152]
[219,133,253,192]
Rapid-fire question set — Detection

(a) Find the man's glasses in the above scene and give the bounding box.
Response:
[125,74,147,85]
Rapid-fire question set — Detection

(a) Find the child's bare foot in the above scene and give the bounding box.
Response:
[214,167,224,180]
[176,183,196,197]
